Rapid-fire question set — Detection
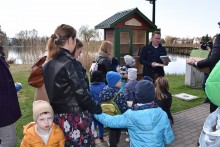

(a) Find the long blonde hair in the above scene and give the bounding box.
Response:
[98,41,113,57]
[155,76,169,100]
[46,24,76,60]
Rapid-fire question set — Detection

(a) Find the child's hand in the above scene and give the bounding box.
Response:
[123,74,128,78]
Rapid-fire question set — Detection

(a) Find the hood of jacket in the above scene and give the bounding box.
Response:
[23,122,35,136]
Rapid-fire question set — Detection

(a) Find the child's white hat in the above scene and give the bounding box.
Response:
[124,55,135,66]
[128,68,137,80]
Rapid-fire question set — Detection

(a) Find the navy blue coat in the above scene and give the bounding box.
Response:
[197,34,220,72]
[0,56,21,127]
[140,43,167,79]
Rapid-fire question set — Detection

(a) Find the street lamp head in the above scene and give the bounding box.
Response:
[146,0,156,4]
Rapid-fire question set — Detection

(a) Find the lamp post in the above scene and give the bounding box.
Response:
[146,0,156,24]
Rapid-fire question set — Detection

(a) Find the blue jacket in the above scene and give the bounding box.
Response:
[90,82,106,103]
[95,108,174,147]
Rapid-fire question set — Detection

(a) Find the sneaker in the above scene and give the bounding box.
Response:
[107,141,110,146]
[125,137,130,142]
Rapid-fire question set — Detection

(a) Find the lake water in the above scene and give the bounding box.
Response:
[6,47,189,74]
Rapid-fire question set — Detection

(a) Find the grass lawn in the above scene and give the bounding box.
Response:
[10,64,205,146]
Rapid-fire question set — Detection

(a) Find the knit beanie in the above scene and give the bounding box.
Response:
[106,71,122,87]
[90,70,103,82]
[33,100,54,122]
[124,55,135,66]
[128,68,137,80]
[135,80,155,103]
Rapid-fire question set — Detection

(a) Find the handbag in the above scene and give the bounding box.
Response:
[28,55,47,88]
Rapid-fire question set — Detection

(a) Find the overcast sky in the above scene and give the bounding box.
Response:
[0,0,219,38]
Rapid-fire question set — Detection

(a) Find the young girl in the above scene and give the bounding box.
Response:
[119,55,136,91]
[154,76,174,124]
[124,68,138,107]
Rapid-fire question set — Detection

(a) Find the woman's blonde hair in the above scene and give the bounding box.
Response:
[98,41,113,56]
[155,76,169,100]
[46,24,76,60]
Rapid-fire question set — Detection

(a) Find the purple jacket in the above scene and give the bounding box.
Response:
[0,56,21,127]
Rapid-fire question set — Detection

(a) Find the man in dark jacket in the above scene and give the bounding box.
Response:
[0,46,22,146]
[188,33,220,113]
[140,31,168,81]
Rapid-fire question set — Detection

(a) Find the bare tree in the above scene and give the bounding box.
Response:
[78,25,100,42]
[164,36,177,44]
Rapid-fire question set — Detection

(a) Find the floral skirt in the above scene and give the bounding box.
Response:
[54,111,97,147]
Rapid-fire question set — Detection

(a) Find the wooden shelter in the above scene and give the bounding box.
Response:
[95,7,160,77]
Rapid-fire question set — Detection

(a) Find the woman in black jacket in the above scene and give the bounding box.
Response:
[96,40,114,83]
[43,24,102,146]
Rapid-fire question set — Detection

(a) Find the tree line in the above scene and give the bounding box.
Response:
[1,25,101,47]
[1,24,213,47]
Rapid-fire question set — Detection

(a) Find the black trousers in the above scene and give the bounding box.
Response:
[210,101,218,113]
[109,128,121,147]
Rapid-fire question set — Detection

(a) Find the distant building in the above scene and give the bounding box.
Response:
[174,38,193,44]
[193,37,201,44]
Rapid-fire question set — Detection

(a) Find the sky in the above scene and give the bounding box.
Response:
[0,0,219,39]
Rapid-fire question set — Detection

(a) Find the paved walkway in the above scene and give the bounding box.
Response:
[95,103,210,147]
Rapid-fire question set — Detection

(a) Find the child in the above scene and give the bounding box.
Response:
[112,56,119,72]
[118,55,136,91]
[89,70,106,142]
[20,100,65,147]
[124,55,136,68]
[123,68,139,142]
[124,68,139,107]
[95,79,174,147]
[100,71,127,147]
[154,76,174,124]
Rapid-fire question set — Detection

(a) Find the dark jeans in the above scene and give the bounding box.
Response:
[109,128,121,147]
[94,118,104,138]
[202,73,210,101]
[210,102,218,113]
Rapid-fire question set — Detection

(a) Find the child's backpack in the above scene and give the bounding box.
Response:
[101,91,121,116]
[89,61,98,74]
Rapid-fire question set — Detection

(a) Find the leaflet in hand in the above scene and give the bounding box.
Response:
[160,56,171,63]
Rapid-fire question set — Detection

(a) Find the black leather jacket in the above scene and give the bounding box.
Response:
[43,48,102,114]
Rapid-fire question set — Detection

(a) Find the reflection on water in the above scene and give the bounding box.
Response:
[7,46,45,64]
[7,47,189,74]
[164,54,189,74]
